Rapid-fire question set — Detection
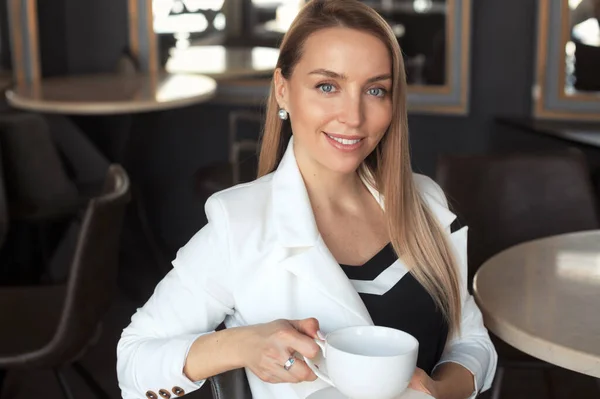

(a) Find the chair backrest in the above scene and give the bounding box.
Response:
[436,151,600,288]
[0,113,79,212]
[209,368,253,399]
[47,164,130,361]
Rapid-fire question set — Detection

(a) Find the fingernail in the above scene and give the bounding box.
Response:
[317,330,326,340]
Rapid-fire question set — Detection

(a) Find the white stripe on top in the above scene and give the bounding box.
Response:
[348,259,409,295]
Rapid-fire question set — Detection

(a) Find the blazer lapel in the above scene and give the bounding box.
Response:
[272,137,373,326]
[279,238,374,326]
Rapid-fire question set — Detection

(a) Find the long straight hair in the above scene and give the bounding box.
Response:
[258,0,462,336]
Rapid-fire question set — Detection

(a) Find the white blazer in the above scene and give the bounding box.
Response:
[117,138,497,399]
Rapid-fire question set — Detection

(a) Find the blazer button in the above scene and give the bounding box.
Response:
[158,389,171,398]
[172,386,185,396]
[145,391,158,399]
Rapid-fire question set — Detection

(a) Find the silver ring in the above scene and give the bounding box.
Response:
[283,357,296,371]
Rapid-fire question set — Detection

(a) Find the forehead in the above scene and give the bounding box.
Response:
[296,27,391,77]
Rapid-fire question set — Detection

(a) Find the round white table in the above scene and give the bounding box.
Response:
[473,230,600,378]
[165,45,279,80]
[164,45,276,105]
[5,73,216,114]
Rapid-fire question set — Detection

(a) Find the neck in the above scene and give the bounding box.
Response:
[295,148,366,211]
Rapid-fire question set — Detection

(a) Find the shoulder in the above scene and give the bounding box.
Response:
[412,173,457,230]
[413,173,448,207]
[173,174,276,277]
[203,173,276,243]
[206,173,274,217]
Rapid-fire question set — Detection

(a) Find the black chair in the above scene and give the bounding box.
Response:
[0,113,82,221]
[209,369,253,399]
[0,112,109,283]
[0,165,130,399]
[436,151,600,399]
[436,150,599,288]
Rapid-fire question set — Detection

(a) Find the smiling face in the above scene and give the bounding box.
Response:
[274,27,393,176]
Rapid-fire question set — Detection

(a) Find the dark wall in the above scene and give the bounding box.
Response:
[35,0,540,253]
[64,0,128,74]
[4,0,129,75]
[36,0,69,76]
[409,0,538,176]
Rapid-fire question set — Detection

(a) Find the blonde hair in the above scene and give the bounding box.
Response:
[258,0,462,336]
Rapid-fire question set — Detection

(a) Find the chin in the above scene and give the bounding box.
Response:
[316,136,376,175]
[321,157,364,175]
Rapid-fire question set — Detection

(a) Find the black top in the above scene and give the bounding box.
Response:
[340,243,449,375]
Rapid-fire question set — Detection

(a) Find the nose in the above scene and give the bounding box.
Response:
[339,92,364,128]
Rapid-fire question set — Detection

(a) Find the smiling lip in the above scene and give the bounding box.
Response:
[323,131,365,152]
[324,132,364,140]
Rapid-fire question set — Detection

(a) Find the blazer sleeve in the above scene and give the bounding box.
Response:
[425,178,498,398]
[117,196,235,399]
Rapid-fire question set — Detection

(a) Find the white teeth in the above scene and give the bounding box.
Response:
[327,134,362,145]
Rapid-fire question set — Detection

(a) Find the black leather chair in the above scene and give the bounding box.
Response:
[436,150,600,399]
[436,150,599,289]
[0,113,90,221]
[0,113,110,282]
[0,165,130,399]
[209,369,253,399]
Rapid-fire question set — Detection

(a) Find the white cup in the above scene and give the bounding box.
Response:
[304,326,419,399]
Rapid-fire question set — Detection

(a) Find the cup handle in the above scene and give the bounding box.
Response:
[304,338,335,387]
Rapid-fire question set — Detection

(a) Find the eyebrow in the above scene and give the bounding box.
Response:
[308,68,392,84]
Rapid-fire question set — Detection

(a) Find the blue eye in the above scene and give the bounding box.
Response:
[368,88,386,97]
[317,83,336,93]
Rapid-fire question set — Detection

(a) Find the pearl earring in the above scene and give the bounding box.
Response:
[278,108,288,120]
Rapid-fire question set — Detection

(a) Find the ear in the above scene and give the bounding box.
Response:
[273,68,290,111]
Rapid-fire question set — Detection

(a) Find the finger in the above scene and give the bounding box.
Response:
[408,371,432,395]
[282,329,320,359]
[261,371,287,384]
[265,358,302,384]
[289,318,320,338]
[286,358,317,382]
[408,371,421,387]
[408,378,424,392]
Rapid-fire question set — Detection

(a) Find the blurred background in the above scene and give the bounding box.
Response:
[0,0,598,398]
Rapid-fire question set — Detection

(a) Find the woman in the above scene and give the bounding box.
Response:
[117,1,497,398]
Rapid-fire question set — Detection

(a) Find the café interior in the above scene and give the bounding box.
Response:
[0,0,598,398]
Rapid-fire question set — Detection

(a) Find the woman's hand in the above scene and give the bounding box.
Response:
[237,318,321,384]
[409,368,440,398]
